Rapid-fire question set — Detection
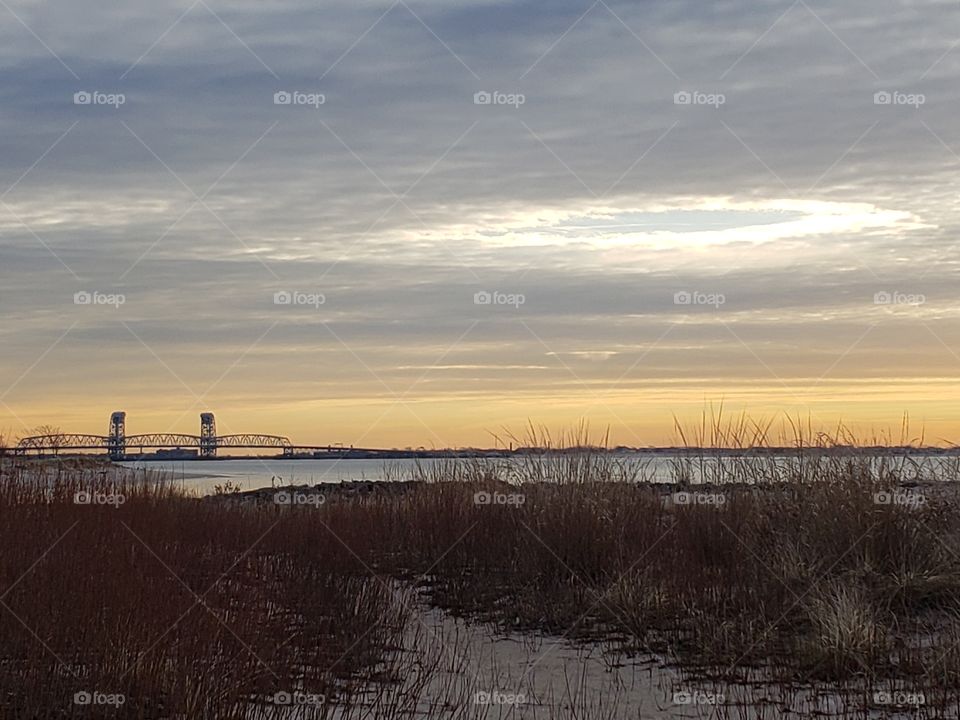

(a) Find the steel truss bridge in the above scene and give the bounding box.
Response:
[15,412,296,460]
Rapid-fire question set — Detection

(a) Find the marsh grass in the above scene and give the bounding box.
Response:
[371,418,960,715]
[0,459,413,719]
[3,415,960,717]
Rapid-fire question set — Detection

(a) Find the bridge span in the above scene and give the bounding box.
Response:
[15,412,301,461]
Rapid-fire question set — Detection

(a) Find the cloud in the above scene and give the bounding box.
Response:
[2,0,960,442]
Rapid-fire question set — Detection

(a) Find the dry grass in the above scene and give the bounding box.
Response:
[0,459,411,719]
[4,418,960,717]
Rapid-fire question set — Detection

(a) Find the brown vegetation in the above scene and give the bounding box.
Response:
[2,424,960,718]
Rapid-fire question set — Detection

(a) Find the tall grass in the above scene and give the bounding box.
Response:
[3,415,960,718]
[370,480,960,715]
[669,407,960,485]
[0,459,412,719]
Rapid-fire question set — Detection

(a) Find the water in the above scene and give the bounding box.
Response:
[120,458,432,494]
[121,451,960,496]
[120,454,688,494]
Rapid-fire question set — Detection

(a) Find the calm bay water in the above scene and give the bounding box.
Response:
[121,455,676,493]
[120,458,433,494]
[121,451,960,495]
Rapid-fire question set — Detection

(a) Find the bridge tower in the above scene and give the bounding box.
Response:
[200,413,217,458]
[108,411,126,461]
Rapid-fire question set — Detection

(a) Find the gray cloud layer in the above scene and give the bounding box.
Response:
[2,0,959,440]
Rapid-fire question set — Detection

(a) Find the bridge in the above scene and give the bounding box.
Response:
[15,412,298,461]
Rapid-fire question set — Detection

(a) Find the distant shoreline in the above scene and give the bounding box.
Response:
[7,444,960,462]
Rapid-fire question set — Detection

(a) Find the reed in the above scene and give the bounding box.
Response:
[3,415,959,717]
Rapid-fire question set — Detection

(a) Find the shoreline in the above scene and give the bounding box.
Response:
[7,444,960,462]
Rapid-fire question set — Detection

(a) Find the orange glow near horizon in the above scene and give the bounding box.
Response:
[5,378,958,449]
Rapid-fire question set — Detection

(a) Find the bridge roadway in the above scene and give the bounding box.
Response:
[15,433,294,456]
[12,412,418,460]
[13,434,407,459]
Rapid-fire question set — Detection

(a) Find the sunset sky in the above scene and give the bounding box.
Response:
[2,0,959,448]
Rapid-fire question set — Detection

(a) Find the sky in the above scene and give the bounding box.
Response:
[1,0,959,448]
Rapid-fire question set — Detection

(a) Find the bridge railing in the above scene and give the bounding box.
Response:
[15,434,110,452]
[217,435,292,448]
[124,434,204,447]
[15,433,294,454]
